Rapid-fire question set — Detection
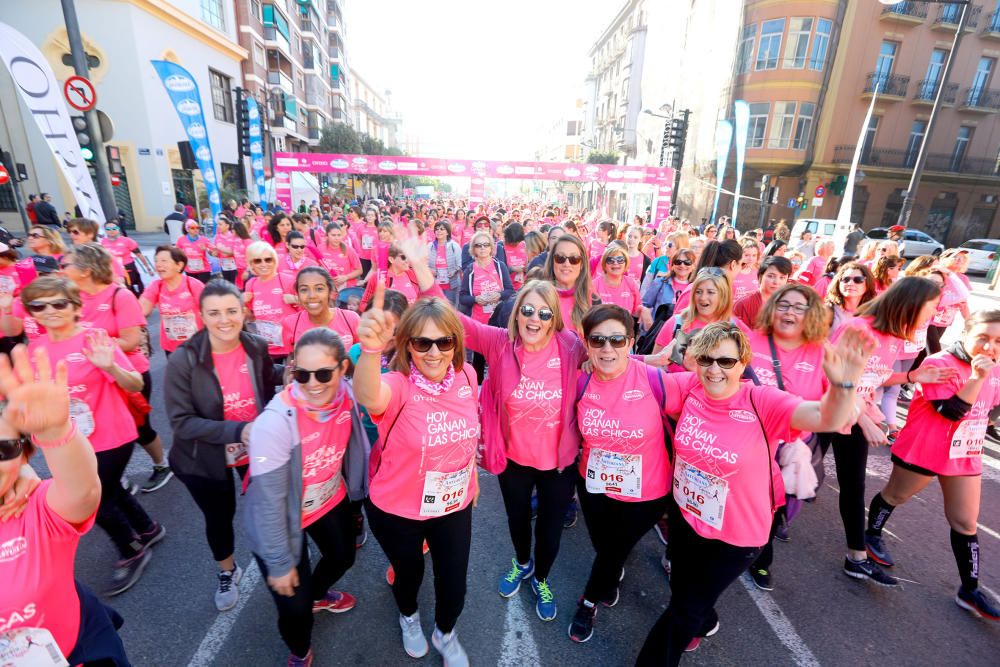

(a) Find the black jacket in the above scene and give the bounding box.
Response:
[165,329,285,481]
[34,200,60,226]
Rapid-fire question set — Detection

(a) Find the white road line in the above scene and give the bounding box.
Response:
[740,577,821,667]
[186,561,262,667]
[977,522,1000,542]
[497,596,541,667]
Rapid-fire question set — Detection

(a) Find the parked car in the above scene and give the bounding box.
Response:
[789,218,852,255]
[958,239,1000,274]
[866,227,944,258]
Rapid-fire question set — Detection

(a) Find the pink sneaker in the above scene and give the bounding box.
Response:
[312,590,356,614]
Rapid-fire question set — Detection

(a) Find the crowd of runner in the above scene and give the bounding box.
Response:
[0,197,996,667]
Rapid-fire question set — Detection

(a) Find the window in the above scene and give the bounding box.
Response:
[875,41,897,83]
[920,49,948,98]
[904,120,927,167]
[250,0,261,21]
[792,102,815,150]
[782,18,812,69]
[768,101,796,149]
[951,126,972,170]
[755,19,784,70]
[253,42,266,67]
[209,69,234,123]
[809,19,832,71]
[747,102,770,148]
[861,116,879,161]
[201,0,224,30]
[736,25,756,74]
[970,57,996,104]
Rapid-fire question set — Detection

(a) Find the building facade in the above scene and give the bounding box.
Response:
[349,70,401,148]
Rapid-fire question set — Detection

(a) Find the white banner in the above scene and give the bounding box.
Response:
[0,22,103,220]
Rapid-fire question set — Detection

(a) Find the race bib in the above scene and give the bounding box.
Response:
[254,320,283,347]
[904,327,928,354]
[585,448,643,498]
[420,461,473,517]
[224,441,249,468]
[673,457,729,530]
[220,257,237,271]
[69,398,95,437]
[361,235,374,250]
[302,473,342,515]
[164,313,197,341]
[857,370,884,395]
[0,275,16,294]
[0,627,69,666]
[950,418,986,459]
[436,268,449,284]
[187,257,205,273]
[483,301,496,314]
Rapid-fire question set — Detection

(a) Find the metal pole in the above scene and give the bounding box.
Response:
[897,1,969,228]
[0,148,32,232]
[60,0,117,223]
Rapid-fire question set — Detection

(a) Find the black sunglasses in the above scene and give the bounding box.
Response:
[293,367,338,384]
[289,244,307,250]
[695,355,740,369]
[0,435,30,462]
[26,298,73,314]
[554,253,582,266]
[519,304,553,321]
[473,242,491,249]
[587,334,629,349]
[605,256,627,265]
[409,336,457,353]
[672,259,693,266]
[840,275,866,284]
[251,257,275,264]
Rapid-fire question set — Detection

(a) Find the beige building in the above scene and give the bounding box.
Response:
[349,71,402,149]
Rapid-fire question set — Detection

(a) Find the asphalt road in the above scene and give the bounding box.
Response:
[30,241,1000,665]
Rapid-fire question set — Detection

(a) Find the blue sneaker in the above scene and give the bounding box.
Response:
[531,577,557,621]
[563,498,578,528]
[498,558,534,598]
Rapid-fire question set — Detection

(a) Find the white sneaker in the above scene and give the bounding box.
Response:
[399,612,428,658]
[432,626,469,667]
[214,564,243,611]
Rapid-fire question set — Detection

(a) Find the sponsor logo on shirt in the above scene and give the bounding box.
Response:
[302,430,320,444]
[0,536,27,562]
[336,410,351,424]
[65,352,86,364]
[239,363,249,375]
[413,394,438,403]
[728,409,755,423]
[458,386,473,399]
[585,392,600,401]
[687,397,703,409]
[623,390,644,401]
[97,303,111,311]
[547,357,561,369]
[271,288,283,295]
[793,361,815,373]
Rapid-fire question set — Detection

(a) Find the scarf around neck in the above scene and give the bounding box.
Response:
[287,382,345,423]
[408,361,455,396]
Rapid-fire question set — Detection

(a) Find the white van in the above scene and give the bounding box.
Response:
[789,218,854,255]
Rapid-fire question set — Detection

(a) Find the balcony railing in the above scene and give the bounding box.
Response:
[832,144,1000,177]
[881,2,928,20]
[934,3,982,29]
[985,8,1000,33]
[267,70,295,96]
[300,16,317,34]
[961,86,1000,110]
[913,79,958,104]
[865,71,910,97]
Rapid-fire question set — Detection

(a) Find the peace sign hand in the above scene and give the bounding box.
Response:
[357,276,393,351]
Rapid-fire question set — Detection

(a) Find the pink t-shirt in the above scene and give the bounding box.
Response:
[246,272,298,355]
[386,271,418,302]
[355,225,379,261]
[592,274,640,315]
[892,352,1000,476]
[213,231,242,272]
[142,276,204,352]
[0,481,95,657]
[296,390,353,527]
[12,299,44,340]
[0,264,22,295]
[577,360,670,502]
[796,255,826,286]
[504,338,563,470]
[214,345,258,467]
[80,284,149,374]
[470,262,502,324]
[732,271,759,303]
[655,315,751,371]
[280,253,319,275]
[666,374,800,547]
[835,316,902,400]
[369,367,480,520]
[435,244,450,285]
[101,235,139,267]
[504,242,527,289]
[318,244,362,286]
[31,329,138,451]
[587,238,606,260]
[626,254,645,283]
[176,235,214,274]
[282,309,359,351]
[746,329,827,439]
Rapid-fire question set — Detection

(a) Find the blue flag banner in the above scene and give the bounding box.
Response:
[711,120,733,225]
[246,96,267,206]
[732,100,750,225]
[150,60,223,220]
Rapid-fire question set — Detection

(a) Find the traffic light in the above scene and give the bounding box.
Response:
[829,174,848,196]
[106,145,122,174]
[796,193,806,210]
[235,88,251,157]
[661,110,690,170]
[71,115,95,162]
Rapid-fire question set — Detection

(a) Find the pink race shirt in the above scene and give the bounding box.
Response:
[892,352,1000,476]
[387,271,418,302]
[355,225,379,261]
[101,236,139,267]
[504,338,563,470]
[592,274,640,315]
[282,309,359,351]
[0,264,21,295]
[746,329,827,439]
[214,345,258,467]
[732,272,759,303]
[31,330,138,451]
[835,316,901,400]
[296,390,353,527]
[246,272,298,355]
[280,253,319,275]
[142,277,204,352]
[470,262,502,323]
[213,232,242,273]
[0,481,95,657]
[369,368,480,520]
[666,374,800,547]
[12,300,44,340]
[504,242,527,289]
[176,235,214,274]
[319,244,361,286]
[627,255,645,283]
[80,284,149,374]
[577,360,670,502]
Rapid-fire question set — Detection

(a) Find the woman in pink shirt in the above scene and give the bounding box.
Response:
[592,242,647,329]
[635,321,874,665]
[872,254,904,294]
[101,219,153,297]
[824,261,876,334]
[318,222,363,289]
[140,245,205,356]
[542,234,599,337]
[282,267,360,351]
[246,329,369,665]
[67,218,128,285]
[281,231,320,274]
[623,226,651,283]
[499,222,528,290]
[266,213,293,255]
[176,220,217,283]
[865,310,1000,620]
[23,276,165,596]
[213,215,243,284]
[16,225,64,286]
[243,241,299,362]
[354,208,381,277]
[0,345,128,665]
[354,286,477,666]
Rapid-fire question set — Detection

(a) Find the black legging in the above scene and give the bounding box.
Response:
[821,425,870,552]
[175,466,248,561]
[95,444,156,559]
[497,460,576,580]
[124,262,144,298]
[221,269,238,284]
[137,370,157,446]
[365,500,472,634]
[254,497,356,658]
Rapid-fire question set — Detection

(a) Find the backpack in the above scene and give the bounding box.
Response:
[112,287,153,358]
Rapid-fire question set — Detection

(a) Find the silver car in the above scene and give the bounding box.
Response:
[866,227,944,258]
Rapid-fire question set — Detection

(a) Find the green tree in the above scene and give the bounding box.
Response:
[586,151,620,164]
[318,122,362,154]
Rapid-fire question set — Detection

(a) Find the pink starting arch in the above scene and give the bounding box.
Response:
[273,152,674,222]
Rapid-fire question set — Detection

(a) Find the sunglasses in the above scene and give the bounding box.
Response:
[775,301,809,315]
[672,259,693,266]
[59,261,73,270]
[840,275,866,284]
[695,355,740,369]
[27,232,43,238]
[473,242,492,249]
[554,253,582,266]
[519,304,554,321]
[409,336,457,353]
[605,256,627,265]
[289,244,307,250]
[395,254,408,262]
[0,435,30,462]
[26,298,73,314]
[105,225,119,231]
[587,334,629,349]
[251,257,275,264]
[293,367,338,384]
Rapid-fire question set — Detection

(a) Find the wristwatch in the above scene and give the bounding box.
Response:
[832,381,855,390]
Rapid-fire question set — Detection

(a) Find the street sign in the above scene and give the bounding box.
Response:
[110,173,121,186]
[64,75,97,112]
[814,185,825,198]
[0,165,8,185]
[786,198,797,208]
[812,197,824,207]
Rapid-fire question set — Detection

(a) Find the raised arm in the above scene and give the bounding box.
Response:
[354,277,394,415]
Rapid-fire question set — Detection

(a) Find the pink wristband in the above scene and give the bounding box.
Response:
[31,423,77,449]
[360,346,384,355]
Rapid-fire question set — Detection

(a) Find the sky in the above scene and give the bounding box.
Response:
[345,0,614,159]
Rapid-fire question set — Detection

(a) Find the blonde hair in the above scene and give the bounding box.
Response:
[507,280,564,342]
[31,226,66,254]
[600,241,629,272]
[679,270,732,327]
[686,321,752,365]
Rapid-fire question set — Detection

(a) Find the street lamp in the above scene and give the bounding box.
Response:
[878,0,970,228]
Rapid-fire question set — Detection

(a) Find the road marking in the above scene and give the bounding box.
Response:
[977,522,1000,542]
[186,561,262,667]
[740,576,821,667]
[497,596,540,667]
